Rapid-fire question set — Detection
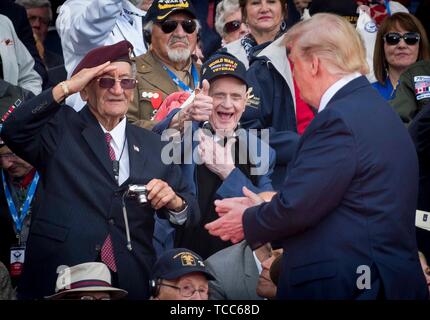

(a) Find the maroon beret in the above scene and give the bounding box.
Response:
[71,40,134,76]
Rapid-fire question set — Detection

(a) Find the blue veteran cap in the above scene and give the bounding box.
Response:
[152,248,215,280]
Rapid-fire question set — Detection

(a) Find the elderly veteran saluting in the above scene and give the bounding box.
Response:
[0,40,198,300]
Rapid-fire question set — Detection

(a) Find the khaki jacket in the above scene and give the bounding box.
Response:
[128,50,200,129]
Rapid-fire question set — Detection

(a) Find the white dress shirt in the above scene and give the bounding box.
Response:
[100,117,187,224]
[318,72,362,113]
[100,117,129,186]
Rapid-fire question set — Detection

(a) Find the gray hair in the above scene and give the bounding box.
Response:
[215,0,240,37]
[15,0,53,22]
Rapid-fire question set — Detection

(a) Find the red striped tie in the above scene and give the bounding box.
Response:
[102,133,117,272]
[105,133,116,161]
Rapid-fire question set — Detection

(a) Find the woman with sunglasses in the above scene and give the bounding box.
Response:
[215,0,249,46]
[223,0,287,69]
[373,12,430,100]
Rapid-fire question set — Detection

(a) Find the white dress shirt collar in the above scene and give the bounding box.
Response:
[99,117,129,185]
[318,72,361,113]
[100,117,127,152]
[253,251,263,275]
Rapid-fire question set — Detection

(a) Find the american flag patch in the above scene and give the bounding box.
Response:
[414,76,430,101]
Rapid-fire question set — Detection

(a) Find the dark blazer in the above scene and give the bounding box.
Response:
[408,103,430,261]
[243,76,428,299]
[1,90,198,299]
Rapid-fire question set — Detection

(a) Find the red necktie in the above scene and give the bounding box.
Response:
[105,133,116,161]
[102,133,117,272]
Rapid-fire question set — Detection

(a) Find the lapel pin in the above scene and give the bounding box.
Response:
[133,145,140,152]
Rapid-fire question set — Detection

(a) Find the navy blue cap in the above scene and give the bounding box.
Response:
[144,0,197,25]
[200,53,248,87]
[152,248,215,281]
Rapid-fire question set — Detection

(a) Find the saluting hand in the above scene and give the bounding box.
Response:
[53,61,117,103]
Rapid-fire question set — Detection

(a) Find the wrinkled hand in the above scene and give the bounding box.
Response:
[205,197,248,243]
[146,178,183,211]
[69,61,116,94]
[182,79,213,122]
[53,61,116,103]
[198,131,236,180]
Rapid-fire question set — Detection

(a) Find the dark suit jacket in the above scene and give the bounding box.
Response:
[408,103,430,260]
[1,90,198,299]
[243,76,428,299]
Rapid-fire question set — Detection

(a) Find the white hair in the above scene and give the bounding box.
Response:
[15,0,53,21]
[214,0,241,37]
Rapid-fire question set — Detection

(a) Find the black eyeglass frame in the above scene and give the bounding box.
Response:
[158,282,209,298]
[158,19,197,34]
[223,20,242,34]
[383,32,421,46]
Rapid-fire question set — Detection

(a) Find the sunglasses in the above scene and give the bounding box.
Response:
[223,20,242,34]
[383,32,420,46]
[96,78,136,89]
[159,19,197,34]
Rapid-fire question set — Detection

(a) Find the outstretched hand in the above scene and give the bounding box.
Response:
[204,187,266,243]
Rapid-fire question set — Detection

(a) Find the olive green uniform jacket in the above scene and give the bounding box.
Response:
[128,50,200,129]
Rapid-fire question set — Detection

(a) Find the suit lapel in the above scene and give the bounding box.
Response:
[125,124,147,183]
[242,242,262,300]
[80,107,116,182]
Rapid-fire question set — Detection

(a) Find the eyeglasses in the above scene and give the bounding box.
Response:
[0,152,17,161]
[159,283,209,298]
[96,78,137,90]
[383,32,420,46]
[158,19,197,34]
[223,20,242,34]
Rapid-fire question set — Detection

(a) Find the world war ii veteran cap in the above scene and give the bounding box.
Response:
[200,53,248,87]
[71,40,133,77]
[145,0,197,24]
[152,248,215,280]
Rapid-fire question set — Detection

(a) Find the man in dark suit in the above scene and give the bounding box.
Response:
[206,13,428,299]
[0,40,198,300]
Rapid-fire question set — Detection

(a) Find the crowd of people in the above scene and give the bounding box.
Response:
[1,0,430,300]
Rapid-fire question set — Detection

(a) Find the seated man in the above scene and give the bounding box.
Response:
[46,262,127,300]
[256,247,283,300]
[205,241,280,300]
[0,40,198,300]
[150,248,215,300]
[153,53,275,259]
